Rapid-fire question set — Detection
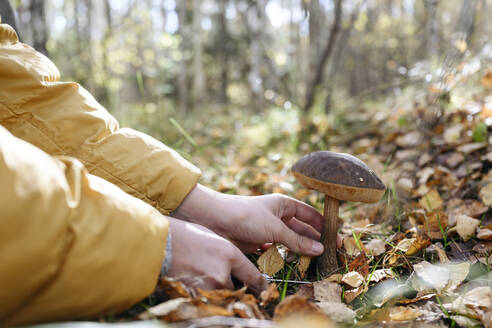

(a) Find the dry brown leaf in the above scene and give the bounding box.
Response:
[239,294,265,319]
[396,131,423,148]
[348,252,369,277]
[296,284,314,299]
[480,183,492,207]
[297,255,311,279]
[444,124,463,144]
[273,295,324,321]
[341,271,364,288]
[364,239,386,256]
[417,167,435,185]
[198,287,246,306]
[141,297,234,322]
[407,233,432,256]
[412,211,447,240]
[458,142,487,155]
[344,284,368,303]
[427,243,450,263]
[447,198,488,226]
[456,214,480,241]
[481,71,492,89]
[257,244,284,277]
[343,237,361,257]
[387,306,422,321]
[324,274,342,283]
[477,228,492,240]
[473,241,492,255]
[313,280,342,303]
[448,286,492,326]
[259,283,279,307]
[156,277,191,299]
[419,190,443,212]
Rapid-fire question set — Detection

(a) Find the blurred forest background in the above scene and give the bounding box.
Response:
[5,0,492,190]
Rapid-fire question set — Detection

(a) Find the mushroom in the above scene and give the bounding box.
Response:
[292,151,386,276]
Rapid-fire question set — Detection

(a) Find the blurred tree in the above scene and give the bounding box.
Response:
[192,0,205,105]
[29,0,48,55]
[0,0,20,38]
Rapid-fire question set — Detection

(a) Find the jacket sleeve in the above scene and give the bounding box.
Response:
[0,125,169,325]
[0,24,201,215]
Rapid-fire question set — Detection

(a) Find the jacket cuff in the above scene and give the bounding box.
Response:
[160,226,172,276]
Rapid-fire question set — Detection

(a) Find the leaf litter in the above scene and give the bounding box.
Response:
[131,67,492,327]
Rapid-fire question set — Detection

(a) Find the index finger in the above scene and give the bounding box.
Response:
[281,195,323,233]
[230,251,268,296]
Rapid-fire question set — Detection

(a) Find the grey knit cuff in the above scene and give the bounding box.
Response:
[160,227,172,276]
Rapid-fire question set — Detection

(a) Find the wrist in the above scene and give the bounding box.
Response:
[172,184,220,224]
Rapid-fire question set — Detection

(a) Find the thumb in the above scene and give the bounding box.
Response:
[230,250,267,296]
[275,221,324,256]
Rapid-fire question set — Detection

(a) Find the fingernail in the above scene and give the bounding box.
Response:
[312,242,324,254]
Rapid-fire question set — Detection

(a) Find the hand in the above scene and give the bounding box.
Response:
[173,184,325,255]
[167,217,267,295]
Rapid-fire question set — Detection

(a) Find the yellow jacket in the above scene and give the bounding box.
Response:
[0,23,201,325]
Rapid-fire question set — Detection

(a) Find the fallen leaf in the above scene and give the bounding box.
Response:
[317,302,356,323]
[297,255,311,279]
[155,277,191,299]
[259,283,279,307]
[419,190,443,212]
[258,244,284,277]
[473,241,492,255]
[141,297,234,322]
[445,152,465,168]
[411,261,470,295]
[427,243,449,263]
[198,287,246,306]
[344,284,368,303]
[407,233,432,256]
[396,131,423,148]
[276,314,335,328]
[481,71,492,89]
[456,214,480,241]
[313,280,342,303]
[387,306,422,321]
[458,142,487,155]
[343,237,361,257]
[480,183,492,207]
[274,295,324,321]
[296,284,314,299]
[369,269,395,283]
[364,239,386,256]
[348,252,369,277]
[417,167,435,185]
[448,286,492,326]
[238,294,265,319]
[444,124,463,144]
[477,228,492,240]
[447,198,488,226]
[341,271,364,288]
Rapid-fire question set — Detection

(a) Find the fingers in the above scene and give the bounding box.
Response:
[280,196,323,233]
[230,251,268,296]
[274,220,324,256]
[286,217,321,240]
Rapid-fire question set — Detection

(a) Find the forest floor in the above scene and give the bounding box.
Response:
[111,59,492,328]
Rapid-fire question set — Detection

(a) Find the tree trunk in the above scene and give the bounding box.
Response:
[324,5,358,113]
[0,0,21,39]
[425,0,439,67]
[29,0,48,56]
[192,0,205,106]
[218,0,229,104]
[177,0,189,113]
[304,0,343,113]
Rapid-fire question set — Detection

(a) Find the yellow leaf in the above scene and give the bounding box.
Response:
[257,244,284,277]
[419,189,443,212]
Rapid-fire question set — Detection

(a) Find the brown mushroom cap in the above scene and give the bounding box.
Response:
[292,151,386,203]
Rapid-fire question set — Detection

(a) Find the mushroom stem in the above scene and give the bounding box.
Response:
[318,194,339,277]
